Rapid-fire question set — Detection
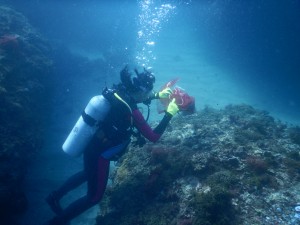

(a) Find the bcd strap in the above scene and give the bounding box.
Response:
[113,92,133,127]
[82,111,97,127]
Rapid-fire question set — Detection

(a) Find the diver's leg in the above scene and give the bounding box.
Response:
[46,171,86,215]
[47,156,110,224]
[46,196,94,225]
[53,171,86,198]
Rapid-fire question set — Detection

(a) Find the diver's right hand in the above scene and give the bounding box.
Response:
[166,98,179,116]
[156,87,172,99]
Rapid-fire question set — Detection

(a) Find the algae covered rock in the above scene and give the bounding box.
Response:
[0,4,52,222]
[97,105,300,225]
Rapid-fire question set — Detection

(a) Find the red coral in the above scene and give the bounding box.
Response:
[143,166,163,197]
[178,218,193,225]
[150,146,169,164]
[246,156,268,174]
[0,34,20,53]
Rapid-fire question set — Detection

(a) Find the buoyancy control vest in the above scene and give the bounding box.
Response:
[100,88,134,143]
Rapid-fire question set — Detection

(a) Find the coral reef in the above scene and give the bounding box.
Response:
[0,5,52,223]
[288,127,300,145]
[97,104,300,225]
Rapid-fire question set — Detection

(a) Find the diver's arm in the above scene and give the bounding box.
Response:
[146,87,173,102]
[132,109,172,142]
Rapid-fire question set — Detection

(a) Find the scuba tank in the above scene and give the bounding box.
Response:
[62,95,111,157]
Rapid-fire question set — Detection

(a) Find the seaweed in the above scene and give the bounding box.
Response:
[97,103,300,225]
[97,202,179,225]
[246,156,269,175]
[0,5,52,222]
[245,174,278,190]
[206,170,238,189]
[190,186,238,225]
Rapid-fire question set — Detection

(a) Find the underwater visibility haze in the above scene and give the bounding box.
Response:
[4,0,300,121]
[0,0,299,224]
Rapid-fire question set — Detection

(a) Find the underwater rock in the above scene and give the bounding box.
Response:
[98,104,300,225]
[0,4,52,223]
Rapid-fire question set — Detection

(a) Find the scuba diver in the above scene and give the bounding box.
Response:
[45,65,179,225]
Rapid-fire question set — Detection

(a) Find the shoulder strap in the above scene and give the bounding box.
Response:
[113,92,133,127]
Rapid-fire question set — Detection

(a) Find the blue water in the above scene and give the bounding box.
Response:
[2,0,299,224]
[5,0,300,124]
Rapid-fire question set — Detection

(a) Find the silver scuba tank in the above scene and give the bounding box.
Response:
[62,95,111,157]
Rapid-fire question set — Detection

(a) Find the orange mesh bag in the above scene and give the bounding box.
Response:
[157,78,195,115]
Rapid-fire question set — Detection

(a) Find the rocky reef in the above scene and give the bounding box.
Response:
[0,5,52,223]
[97,104,300,225]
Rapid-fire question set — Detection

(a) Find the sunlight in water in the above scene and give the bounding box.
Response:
[135,0,176,68]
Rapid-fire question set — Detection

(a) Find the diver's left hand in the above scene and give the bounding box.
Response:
[157,87,172,99]
[166,98,179,116]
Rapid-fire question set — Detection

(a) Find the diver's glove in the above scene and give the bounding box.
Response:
[155,87,172,99]
[166,98,179,116]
